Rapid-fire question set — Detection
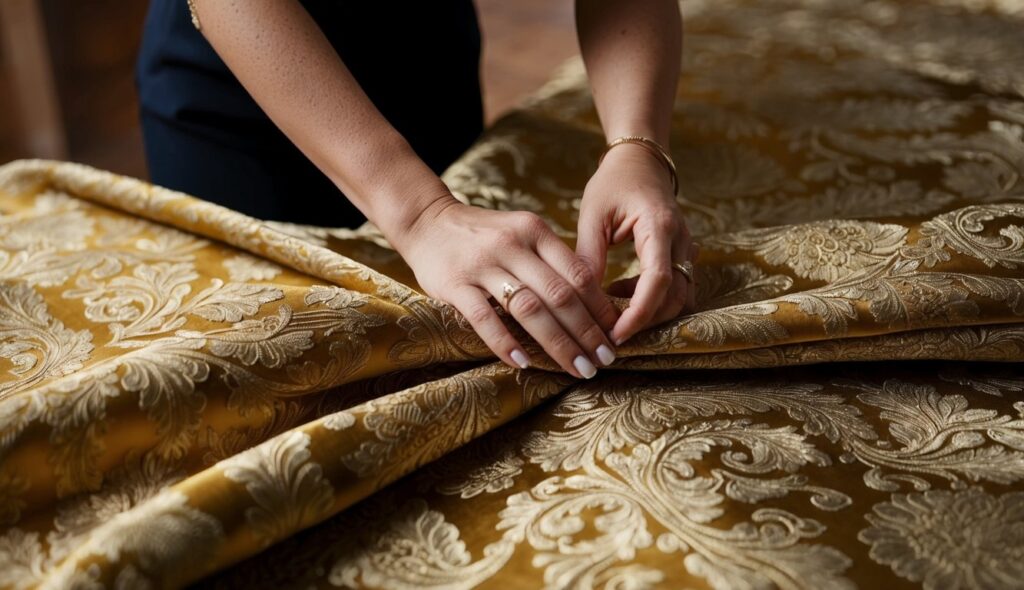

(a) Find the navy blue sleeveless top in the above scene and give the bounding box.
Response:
[135,0,483,226]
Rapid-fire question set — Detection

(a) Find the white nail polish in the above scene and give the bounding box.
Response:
[510,349,530,369]
[596,344,615,366]
[573,355,597,379]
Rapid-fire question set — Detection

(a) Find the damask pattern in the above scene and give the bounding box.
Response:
[1,0,1024,588]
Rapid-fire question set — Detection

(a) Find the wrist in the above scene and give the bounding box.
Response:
[603,123,670,150]
[382,188,463,255]
[596,138,678,195]
[320,131,460,247]
[599,141,655,167]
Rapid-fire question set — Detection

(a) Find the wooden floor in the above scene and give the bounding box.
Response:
[0,0,579,180]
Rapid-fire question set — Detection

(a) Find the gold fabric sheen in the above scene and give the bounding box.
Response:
[2,0,1024,588]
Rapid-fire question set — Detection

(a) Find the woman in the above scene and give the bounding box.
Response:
[135,0,697,379]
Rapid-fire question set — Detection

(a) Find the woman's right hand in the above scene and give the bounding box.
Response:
[189,0,621,377]
[391,197,620,378]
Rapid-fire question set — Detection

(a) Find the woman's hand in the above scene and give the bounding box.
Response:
[392,197,620,378]
[575,142,698,346]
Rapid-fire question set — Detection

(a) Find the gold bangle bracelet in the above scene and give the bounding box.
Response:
[187,0,202,30]
[597,135,679,195]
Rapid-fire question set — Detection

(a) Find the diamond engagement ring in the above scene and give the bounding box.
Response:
[502,281,528,310]
[672,261,694,283]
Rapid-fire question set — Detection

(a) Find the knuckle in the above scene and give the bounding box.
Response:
[578,321,606,346]
[511,290,544,318]
[651,208,679,232]
[516,212,548,235]
[465,302,495,326]
[491,227,519,249]
[450,270,474,287]
[597,299,619,327]
[495,336,518,356]
[544,330,577,356]
[566,259,594,290]
[545,278,575,308]
[648,267,673,287]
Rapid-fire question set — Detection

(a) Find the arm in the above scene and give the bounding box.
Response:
[574,0,697,345]
[189,0,620,377]
[189,0,449,237]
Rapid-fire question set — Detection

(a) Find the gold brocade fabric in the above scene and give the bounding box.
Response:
[2,0,1024,588]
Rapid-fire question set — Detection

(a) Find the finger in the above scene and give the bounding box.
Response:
[649,237,691,325]
[573,211,610,290]
[487,273,596,379]
[649,274,688,325]
[449,286,531,370]
[610,223,673,345]
[510,250,617,367]
[538,231,619,333]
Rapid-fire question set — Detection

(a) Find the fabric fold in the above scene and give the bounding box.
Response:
[2,0,1024,587]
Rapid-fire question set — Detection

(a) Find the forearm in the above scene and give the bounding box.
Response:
[190,0,454,238]
[575,0,681,146]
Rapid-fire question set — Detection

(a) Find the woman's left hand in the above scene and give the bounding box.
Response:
[575,141,698,346]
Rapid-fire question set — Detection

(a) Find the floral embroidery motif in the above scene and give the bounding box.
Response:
[322,411,356,431]
[223,254,283,282]
[707,220,909,283]
[859,488,1024,590]
[221,431,334,546]
[329,497,515,589]
[1,0,1024,587]
[0,281,93,399]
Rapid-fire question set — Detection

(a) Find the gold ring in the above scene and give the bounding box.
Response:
[672,261,694,283]
[502,281,528,310]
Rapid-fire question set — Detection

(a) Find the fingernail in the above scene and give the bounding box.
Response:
[596,344,616,365]
[511,349,530,369]
[573,355,597,379]
[614,336,625,346]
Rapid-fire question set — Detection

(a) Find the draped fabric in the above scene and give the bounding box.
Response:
[2,0,1024,588]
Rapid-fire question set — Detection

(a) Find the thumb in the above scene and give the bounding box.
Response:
[574,214,610,287]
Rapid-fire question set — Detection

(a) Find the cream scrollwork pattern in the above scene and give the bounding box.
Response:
[902,203,1024,270]
[42,488,224,590]
[837,379,1024,492]
[3,0,1024,588]
[705,220,909,283]
[221,430,334,546]
[506,378,861,589]
[329,497,516,590]
[676,302,789,347]
[0,456,215,590]
[222,253,283,282]
[859,487,1024,590]
[694,262,795,311]
[0,281,92,399]
[341,367,504,483]
[388,296,490,367]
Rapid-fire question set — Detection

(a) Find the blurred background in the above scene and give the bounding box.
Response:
[0,0,578,180]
